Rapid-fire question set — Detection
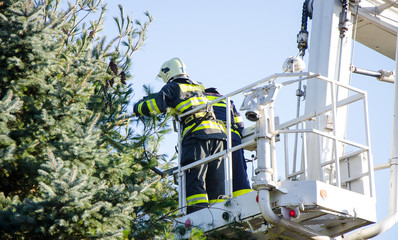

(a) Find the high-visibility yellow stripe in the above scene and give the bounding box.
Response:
[175,97,207,113]
[209,199,226,204]
[187,193,207,201]
[234,116,243,123]
[138,102,144,115]
[192,121,224,132]
[146,100,154,114]
[206,95,218,101]
[231,128,241,138]
[147,99,161,114]
[180,84,202,93]
[182,120,224,137]
[186,194,208,206]
[213,120,241,137]
[213,102,226,108]
[233,189,252,198]
[175,99,192,113]
[206,96,226,107]
[187,199,208,206]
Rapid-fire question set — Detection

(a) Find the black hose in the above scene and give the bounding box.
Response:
[297,0,311,56]
[301,0,309,31]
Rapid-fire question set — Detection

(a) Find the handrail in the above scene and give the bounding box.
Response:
[276,93,364,130]
[176,72,375,239]
[178,72,319,119]
[176,72,319,212]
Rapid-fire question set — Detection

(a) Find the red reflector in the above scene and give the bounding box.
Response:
[289,209,297,218]
[184,218,192,228]
[256,195,259,202]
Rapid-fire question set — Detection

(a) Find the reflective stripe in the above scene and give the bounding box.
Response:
[209,199,226,204]
[147,99,161,114]
[209,119,240,137]
[182,120,224,137]
[180,84,202,93]
[175,96,207,113]
[138,102,144,115]
[231,128,241,138]
[206,95,218,101]
[215,120,227,135]
[186,194,208,206]
[193,120,223,132]
[213,101,226,108]
[233,189,252,198]
[206,95,226,107]
[146,99,154,114]
[234,116,243,124]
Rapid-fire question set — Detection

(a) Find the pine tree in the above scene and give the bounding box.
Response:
[0,0,177,239]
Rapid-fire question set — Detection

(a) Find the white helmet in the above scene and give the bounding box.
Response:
[157,57,188,83]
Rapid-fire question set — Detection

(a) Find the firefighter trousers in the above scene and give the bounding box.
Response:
[181,138,225,214]
[232,138,252,197]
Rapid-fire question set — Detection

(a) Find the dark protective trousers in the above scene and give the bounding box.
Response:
[181,139,225,213]
[231,135,251,196]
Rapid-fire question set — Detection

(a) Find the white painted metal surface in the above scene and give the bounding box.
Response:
[304,0,353,183]
[353,0,398,60]
[344,2,398,235]
[174,181,375,239]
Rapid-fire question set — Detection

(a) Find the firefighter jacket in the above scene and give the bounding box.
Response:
[133,78,226,145]
[204,87,244,141]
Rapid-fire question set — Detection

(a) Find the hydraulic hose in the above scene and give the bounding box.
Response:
[297,0,312,56]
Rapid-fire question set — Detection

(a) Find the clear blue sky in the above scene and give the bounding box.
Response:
[101,1,396,239]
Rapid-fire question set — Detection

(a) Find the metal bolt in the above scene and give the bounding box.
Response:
[222,212,230,221]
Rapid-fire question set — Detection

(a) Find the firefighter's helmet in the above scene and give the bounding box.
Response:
[158,57,188,83]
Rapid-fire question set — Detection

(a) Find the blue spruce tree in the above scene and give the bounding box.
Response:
[0,1,177,239]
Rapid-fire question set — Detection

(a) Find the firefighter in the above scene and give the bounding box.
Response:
[204,87,251,198]
[133,58,227,214]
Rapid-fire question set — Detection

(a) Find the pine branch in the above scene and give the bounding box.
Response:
[0,1,175,238]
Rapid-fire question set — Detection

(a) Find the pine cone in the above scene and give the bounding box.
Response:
[120,71,126,85]
[89,30,95,39]
[109,61,118,75]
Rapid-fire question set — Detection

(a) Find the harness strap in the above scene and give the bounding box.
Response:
[184,112,209,125]
[180,102,217,138]
[183,111,212,137]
